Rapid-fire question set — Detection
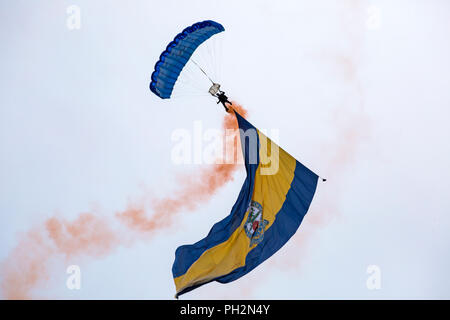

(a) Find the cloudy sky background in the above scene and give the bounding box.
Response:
[1,0,449,299]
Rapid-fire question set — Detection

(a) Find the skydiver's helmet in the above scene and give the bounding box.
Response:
[208,83,221,96]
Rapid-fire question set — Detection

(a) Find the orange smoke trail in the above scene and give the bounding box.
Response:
[45,213,121,258]
[0,103,248,299]
[0,229,53,299]
[0,213,120,299]
[117,103,247,232]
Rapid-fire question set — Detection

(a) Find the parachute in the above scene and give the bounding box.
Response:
[149,20,225,99]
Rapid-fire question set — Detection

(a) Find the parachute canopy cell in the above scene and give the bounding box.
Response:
[149,20,225,99]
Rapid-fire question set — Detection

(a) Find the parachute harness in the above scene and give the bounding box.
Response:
[190,59,231,112]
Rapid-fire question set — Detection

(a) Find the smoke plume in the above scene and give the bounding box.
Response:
[0,103,247,299]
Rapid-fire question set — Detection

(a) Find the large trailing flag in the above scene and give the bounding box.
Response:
[172,111,319,298]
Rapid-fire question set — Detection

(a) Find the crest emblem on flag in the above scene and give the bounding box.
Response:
[244,200,269,246]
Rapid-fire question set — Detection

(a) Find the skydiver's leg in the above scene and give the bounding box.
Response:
[221,102,229,111]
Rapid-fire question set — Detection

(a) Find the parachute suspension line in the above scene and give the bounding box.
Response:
[190,58,215,84]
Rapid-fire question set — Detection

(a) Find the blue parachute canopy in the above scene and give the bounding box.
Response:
[149,20,225,99]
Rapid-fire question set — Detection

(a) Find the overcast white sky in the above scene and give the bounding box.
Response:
[1,0,449,299]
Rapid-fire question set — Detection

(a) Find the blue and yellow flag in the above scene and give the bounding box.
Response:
[172,111,319,298]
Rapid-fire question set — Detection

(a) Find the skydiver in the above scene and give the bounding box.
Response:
[216,91,231,112]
